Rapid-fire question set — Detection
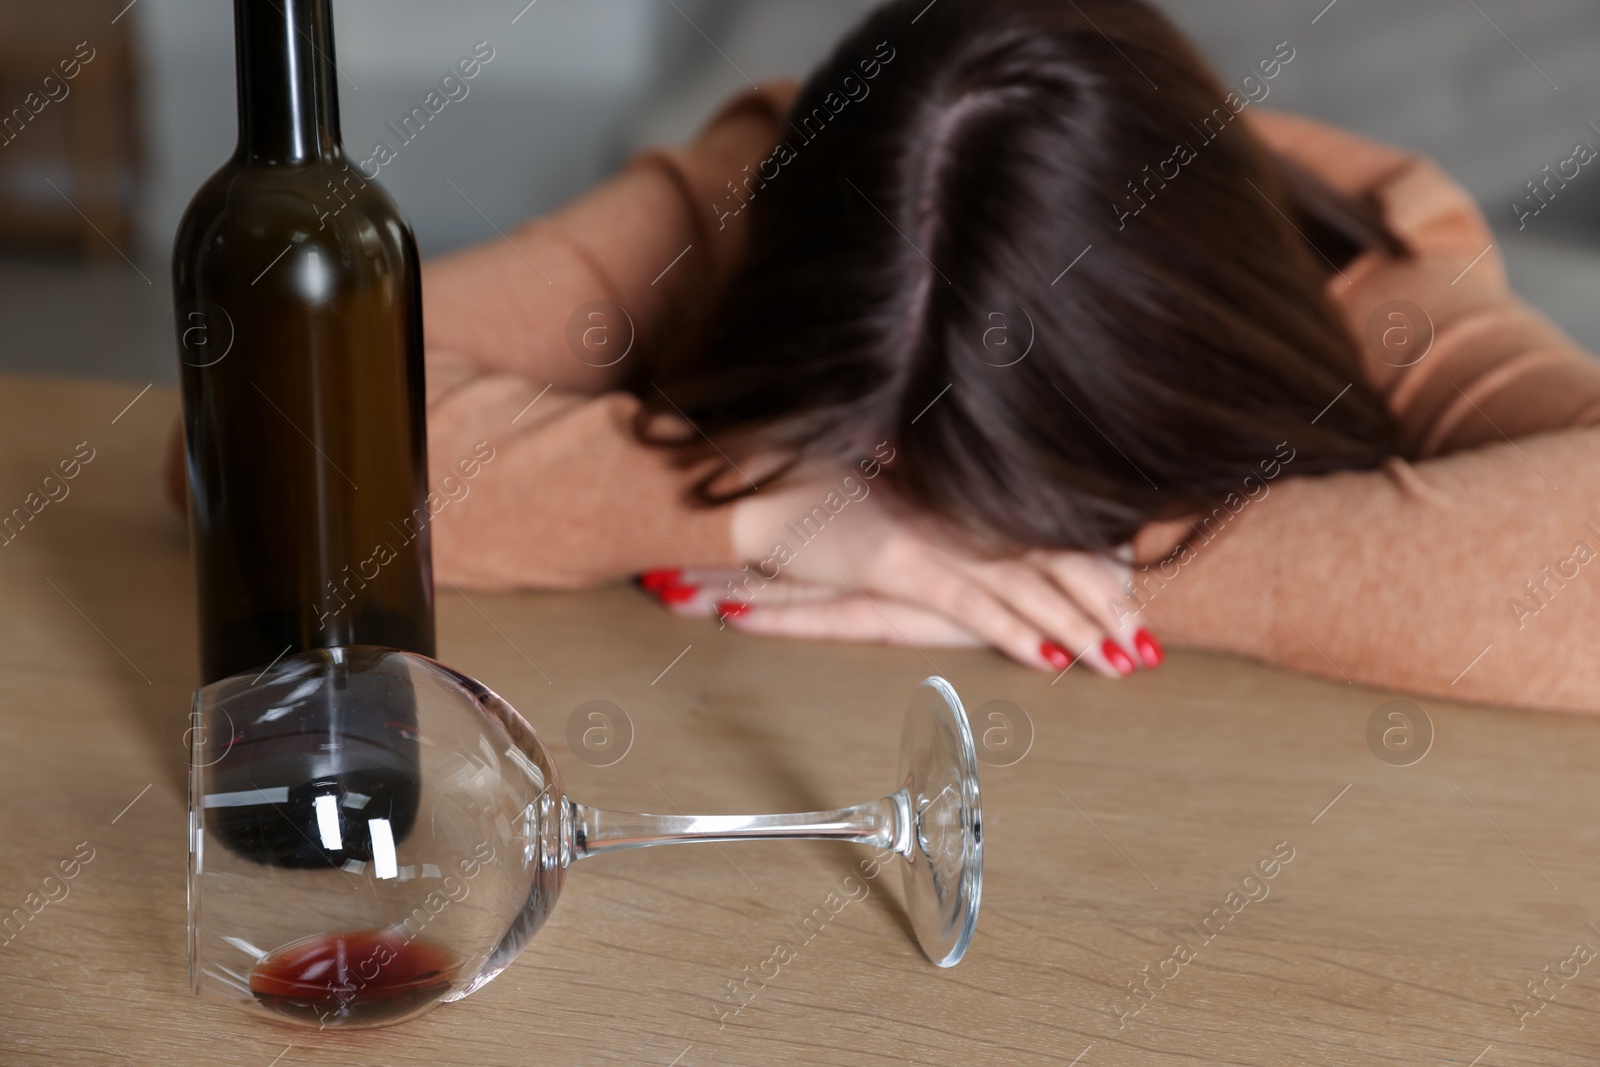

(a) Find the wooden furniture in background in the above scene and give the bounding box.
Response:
[0,1,140,258]
[0,374,1597,1065]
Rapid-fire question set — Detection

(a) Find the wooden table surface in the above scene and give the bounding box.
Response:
[2,373,1599,1066]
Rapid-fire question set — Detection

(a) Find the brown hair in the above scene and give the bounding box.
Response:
[639,0,1407,553]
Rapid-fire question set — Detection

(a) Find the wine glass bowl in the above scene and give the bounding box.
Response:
[189,647,565,1028]
[189,646,981,1029]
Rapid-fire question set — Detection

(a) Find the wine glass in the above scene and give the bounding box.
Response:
[188,646,982,1029]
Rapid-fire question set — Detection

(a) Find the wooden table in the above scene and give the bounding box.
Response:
[2,373,1598,1066]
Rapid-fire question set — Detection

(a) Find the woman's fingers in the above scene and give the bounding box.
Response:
[860,549,1109,675]
[722,595,985,647]
[1093,552,1164,667]
[637,568,850,617]
[640,562,987,646]
[1032,549,1163,669]
[1026,551,1130,632]
[637,568,705,607]
[636,538,1166,677]
[642,562,1109,671]
[1029,551,1144,658]
[943,557,1130,677]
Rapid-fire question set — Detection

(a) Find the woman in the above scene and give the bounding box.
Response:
[171,0,1600,712]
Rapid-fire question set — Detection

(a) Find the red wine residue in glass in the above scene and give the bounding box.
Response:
[249,930,458,1026]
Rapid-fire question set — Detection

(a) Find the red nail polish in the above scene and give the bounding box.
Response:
[1134,628,1164,668]
[639,569,683,591]
[1101,639,1135,676]
[656,583,698,605]
[1040,640,1073,670]
[716,600,749,620]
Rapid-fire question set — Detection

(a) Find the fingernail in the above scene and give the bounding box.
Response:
[656,583,698,605]
[1134,628,1164,668]
[716,600,749,620]
[1040,640,1073,670]
[639,569,683,591]
[1101,639,1135,676]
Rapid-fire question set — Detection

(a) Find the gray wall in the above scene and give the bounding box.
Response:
[132,0,1600,254]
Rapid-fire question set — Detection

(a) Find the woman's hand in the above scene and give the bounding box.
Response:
[638,477,1162,677]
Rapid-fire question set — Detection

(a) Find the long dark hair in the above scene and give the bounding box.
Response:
[639,0,1407,553]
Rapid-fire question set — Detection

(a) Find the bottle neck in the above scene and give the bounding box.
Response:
[233,0,342,164]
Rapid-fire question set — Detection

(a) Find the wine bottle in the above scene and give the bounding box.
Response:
[174,0,430,865]
[174,0,433,682]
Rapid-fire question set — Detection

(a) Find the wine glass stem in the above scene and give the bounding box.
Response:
[566,790,913,861]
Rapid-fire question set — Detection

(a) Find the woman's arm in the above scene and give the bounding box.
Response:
[1250,108,1600,451]
[1138,426,1600,714]
[422,81,798,392]
[425,368,738,589]
[1136,113,1600,713]
[420,81,801,589]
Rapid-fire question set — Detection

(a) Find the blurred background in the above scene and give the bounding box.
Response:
[1,0,1597,385]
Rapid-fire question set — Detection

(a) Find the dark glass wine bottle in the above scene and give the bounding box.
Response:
[174,0,430,865]
[175,0,434,681]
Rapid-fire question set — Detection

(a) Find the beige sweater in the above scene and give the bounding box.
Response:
[170,83,1600,714]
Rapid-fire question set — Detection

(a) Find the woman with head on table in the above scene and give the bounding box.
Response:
[169,0,1600,714]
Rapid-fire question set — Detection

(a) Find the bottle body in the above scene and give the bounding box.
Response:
[174,158,435,683]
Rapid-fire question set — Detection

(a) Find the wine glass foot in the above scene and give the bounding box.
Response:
[897,677,983,967]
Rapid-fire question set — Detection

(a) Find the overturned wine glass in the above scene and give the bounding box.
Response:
[188,646,982,1029]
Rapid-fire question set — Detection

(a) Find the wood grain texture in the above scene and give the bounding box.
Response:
[0,374,1597,1066]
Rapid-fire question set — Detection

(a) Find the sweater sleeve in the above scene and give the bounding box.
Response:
[425,370,741,590]
[1136,111,1600,714]
[1136,427,1600,715]
[1250,108,1600,449]
[423,81,798,589]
